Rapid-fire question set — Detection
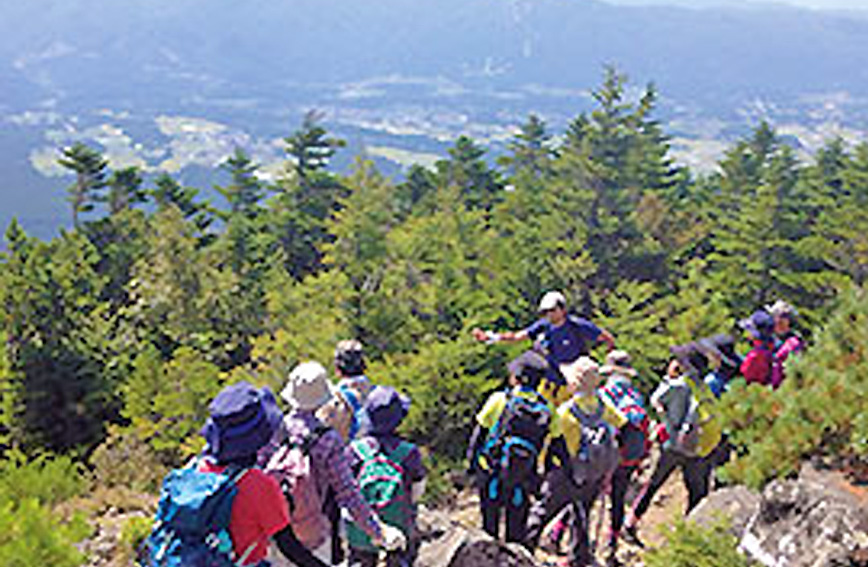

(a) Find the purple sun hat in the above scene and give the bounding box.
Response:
[365,386,411,436]
[200,382,283,462]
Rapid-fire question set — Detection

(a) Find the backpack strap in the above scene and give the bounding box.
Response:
[569,394,605,424]
[295,424,331,455]
[386,440,415,465]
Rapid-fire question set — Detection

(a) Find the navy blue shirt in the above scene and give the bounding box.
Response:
[525,315,602,371]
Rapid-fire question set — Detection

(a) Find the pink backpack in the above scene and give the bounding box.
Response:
[265,425,330,549]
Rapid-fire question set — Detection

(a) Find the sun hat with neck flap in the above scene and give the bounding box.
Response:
[200,381,283,463]
[365,386,411,436]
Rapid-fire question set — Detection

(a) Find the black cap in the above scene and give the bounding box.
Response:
[508,351,549,389]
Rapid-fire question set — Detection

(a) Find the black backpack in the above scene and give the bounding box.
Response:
[481,391,551,488]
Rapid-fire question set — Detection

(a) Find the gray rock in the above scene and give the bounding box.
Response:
[738,477,868,567]
[416,507,540,567]
[689,485,761,536]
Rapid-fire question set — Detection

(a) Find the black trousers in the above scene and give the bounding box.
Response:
[631,448,711,521]
[609,464,638,544]
[477,471,532,543]
[348,541,417,567]
[525,469,603,567]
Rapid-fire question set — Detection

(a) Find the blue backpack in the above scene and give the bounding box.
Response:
[142,460,251,567]
[481,390,551,490]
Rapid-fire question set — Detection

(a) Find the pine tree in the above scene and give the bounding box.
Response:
[150,173,214,237]
[435,136,503,210]
[104,166,145,216]
[57,142,108,228]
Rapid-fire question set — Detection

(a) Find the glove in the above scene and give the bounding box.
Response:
[379,524,406,551]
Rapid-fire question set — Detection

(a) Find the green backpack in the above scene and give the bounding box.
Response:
[346,438,415,551]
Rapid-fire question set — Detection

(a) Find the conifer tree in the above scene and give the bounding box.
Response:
[58,142,108,228]
[105,166,145,216]
[435,136,503,210]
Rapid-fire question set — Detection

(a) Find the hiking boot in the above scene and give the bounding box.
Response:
[620,525,645,549]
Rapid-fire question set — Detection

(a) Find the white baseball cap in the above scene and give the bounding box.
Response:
[538,291,566,312]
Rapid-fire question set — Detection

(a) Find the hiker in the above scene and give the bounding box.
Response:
[767,300,804,389]
[263,362,405,566]
[694,334,742,399]
[622,356,721,548]
[143,382,330,567]
[597,351,651,567]
[739,310,777,387]
[318,340,374,442]
[542,350,650,563]
[472,291,616,406]
[524,357,624,567]
[467,351,553,543]
[346,386,427,567]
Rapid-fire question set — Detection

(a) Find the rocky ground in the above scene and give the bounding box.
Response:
[78,453,868,567]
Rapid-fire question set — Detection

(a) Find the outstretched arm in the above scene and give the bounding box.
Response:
[471,327,530,344]
[597,328,616,351]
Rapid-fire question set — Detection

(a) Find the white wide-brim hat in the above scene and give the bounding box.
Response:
[281,361,335,411]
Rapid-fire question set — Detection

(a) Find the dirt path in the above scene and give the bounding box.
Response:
[448,463,689,567]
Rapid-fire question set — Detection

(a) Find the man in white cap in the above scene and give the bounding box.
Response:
[473,291,615,405]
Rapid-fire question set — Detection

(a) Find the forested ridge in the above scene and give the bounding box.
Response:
[1,69,867,564]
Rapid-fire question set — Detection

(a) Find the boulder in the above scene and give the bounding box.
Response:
[415,507,540,567]
[738,477,868,567]
[688,485,761,536]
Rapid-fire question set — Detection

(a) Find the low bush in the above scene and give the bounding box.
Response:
[644,519,753,567]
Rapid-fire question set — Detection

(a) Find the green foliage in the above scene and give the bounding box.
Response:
[90,426,168,492]
[718,286,868,488]
[0,496,89,567]
[58,142,108,228]
[0,452,88,567]
[4,66,868,480]
[122,346,222,463]
[644,519,752,567]
[372,337,503,460]
[0,451,84,507]
[119,516,152,565]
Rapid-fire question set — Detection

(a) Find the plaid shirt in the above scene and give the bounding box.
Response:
[272,410,382,541]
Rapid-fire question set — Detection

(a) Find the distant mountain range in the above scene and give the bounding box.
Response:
[3,0,868,237]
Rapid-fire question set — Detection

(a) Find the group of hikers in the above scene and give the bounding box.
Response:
[142,291,803,567]
[467,291,803,567]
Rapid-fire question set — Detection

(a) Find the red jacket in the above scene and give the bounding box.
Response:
[741,339,774,386]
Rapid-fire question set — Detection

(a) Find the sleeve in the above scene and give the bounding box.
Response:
[404,446,427,483]
[569,316,602,343]
[466,424,486,471]
[524,319,547,340]
[273,526,329,567]
[317,434,382,541]
[249,472,291,538]
[475,392,506,429]
[650,381,671,409]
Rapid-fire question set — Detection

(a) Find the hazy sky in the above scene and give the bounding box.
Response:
[607,0,868,10]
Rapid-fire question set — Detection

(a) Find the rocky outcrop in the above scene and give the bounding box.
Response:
[740,477,868,567]
[689,485,761,536]
[689,468,868,567]
[415,507,539,567]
